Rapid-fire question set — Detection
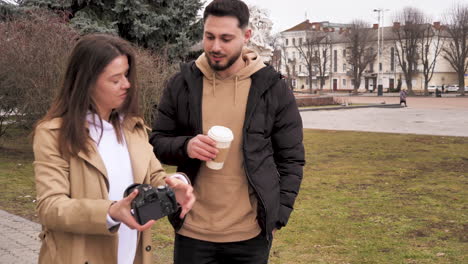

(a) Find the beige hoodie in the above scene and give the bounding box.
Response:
[177,48,265,242]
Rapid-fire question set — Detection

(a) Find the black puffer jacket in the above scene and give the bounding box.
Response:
[150,61,305,240]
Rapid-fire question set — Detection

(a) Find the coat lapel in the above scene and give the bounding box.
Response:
[124,119,151,184]
[77,144,109,185]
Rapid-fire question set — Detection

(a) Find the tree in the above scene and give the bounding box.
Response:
[21,0,203,60]
[279,43,295,90]
[248,5,274,63]
[442,3,468,96]
[420,20,444,95]
[0,0,24,20]
[269,33,282,72]
[345,20,377,94]
[294,30,331,93]
[392,7,425,95]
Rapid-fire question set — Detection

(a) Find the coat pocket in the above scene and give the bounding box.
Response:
[38,230,57,263]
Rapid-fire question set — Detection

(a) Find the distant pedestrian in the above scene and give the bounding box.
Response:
[400,88,408,107]
[435,88,442,97]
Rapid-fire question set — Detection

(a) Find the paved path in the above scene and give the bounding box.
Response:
[1,96,467,263]
[301,96,468,137]
[0,210,40,264]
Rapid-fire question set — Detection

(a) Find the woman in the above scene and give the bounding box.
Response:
[33,34,195,264]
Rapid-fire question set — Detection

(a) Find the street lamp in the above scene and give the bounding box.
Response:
[373,8,389,96]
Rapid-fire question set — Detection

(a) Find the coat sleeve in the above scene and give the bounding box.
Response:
[34,126,114,236]
[271,80,305,229]
[150,74,193,166]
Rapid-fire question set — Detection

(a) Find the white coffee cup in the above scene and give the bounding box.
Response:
[206,126,234,170]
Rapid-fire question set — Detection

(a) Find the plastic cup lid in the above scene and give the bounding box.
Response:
[208,126,234,142]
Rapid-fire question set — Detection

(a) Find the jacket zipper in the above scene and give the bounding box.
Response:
[242,128,271,243]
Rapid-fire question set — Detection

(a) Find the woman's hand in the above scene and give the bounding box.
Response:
[165,177,196,219]
[108,189,155,231]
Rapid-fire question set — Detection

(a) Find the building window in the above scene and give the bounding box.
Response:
[390,47,395,71]
[379,63,382,72]
[292,38,296,46]
[343,79,347,87]
[343,49,346,57]
[333,50,338,72]
[299,65,302,72]
[286,38,289,46]
[343,63,347,72]
[299,38,303,45]
[370,63,374,72]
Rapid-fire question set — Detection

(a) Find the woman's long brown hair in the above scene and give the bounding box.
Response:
[35,34,141,157]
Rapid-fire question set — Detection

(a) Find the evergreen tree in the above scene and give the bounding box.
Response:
[21,0,203,60]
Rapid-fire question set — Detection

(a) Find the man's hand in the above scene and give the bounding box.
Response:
[108,189,155,232]
[187,134,218,161]
[165,177,196,219]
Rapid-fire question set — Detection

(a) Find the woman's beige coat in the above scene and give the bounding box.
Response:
[34,117,168,264]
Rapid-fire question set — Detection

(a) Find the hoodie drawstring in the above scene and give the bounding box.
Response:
[234,76,238,106]
[212,73,216,97]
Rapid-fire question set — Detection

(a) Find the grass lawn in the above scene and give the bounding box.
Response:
[0,128,466,263]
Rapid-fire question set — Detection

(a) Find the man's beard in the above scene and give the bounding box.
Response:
[207,48,242,72]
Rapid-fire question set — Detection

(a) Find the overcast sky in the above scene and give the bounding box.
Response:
[240,0,461,33]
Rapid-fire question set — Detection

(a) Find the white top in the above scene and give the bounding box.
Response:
[87,113,137,264]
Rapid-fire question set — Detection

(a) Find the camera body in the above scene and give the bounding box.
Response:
[124,183,179,225]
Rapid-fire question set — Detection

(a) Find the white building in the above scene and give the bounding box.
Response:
[278,20,459,93]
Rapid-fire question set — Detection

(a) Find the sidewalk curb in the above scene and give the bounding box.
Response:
[299,104,403,112]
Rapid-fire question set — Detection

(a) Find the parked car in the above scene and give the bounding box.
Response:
[446,84,459,92]
[427,85,441,94]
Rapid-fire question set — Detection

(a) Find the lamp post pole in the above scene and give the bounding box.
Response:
[373,8,389,95]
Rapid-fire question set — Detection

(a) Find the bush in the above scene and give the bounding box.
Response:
[135,47,176,125]
[0,10,174,139]
[0,10,79,130]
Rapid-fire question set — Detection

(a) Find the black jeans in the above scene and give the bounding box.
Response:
[174,233,272,264]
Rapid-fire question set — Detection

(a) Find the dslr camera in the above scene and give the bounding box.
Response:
[124,183,179,225]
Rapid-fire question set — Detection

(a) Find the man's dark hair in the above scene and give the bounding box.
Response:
[203,0,250,29]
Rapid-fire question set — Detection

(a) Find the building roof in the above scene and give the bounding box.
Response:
[282,20,314,32]
[282,20,352,33]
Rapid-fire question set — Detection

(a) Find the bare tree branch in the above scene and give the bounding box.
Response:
[345,20,377,94]
[293,30,330,93]
[442,3,468,95]
[420,18,444,95]
[392,7,425,95]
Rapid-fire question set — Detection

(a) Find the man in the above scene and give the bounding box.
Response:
[150,0,304,263]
